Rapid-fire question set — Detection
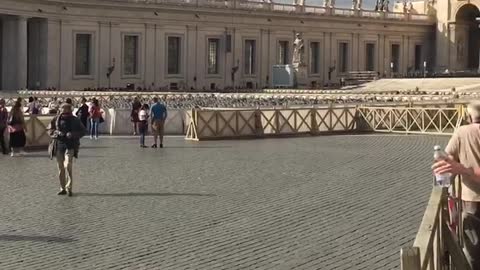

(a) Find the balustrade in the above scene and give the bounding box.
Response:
[90,0,432,21]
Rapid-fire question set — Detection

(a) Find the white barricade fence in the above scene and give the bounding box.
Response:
[108,109,186,135]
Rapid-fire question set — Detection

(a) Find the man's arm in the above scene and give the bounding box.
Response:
[432,159,478,183]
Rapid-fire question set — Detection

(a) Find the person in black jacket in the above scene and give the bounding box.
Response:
[48,103,86,197]
[76,98,89,129]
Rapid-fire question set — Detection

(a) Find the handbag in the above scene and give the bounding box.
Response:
[99,116,105,124]
[48,139,57,160]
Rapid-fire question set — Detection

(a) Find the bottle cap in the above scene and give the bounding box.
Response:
[434,145,442,151]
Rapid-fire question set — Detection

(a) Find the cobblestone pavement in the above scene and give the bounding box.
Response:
[0,134,448,270]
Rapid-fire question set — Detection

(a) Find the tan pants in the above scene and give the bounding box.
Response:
[56,148,74,191]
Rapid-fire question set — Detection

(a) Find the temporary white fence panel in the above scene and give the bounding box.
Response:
[108,109,186,135]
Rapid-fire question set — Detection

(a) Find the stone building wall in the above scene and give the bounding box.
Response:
[0,0,434,90]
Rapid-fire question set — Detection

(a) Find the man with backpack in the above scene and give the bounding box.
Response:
[48,103,86,197]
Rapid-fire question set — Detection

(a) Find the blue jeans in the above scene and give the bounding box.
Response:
[139,122,148,146]
[90,118,99,138]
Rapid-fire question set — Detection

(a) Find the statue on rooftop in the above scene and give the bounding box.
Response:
[383,0,389,11]
[323,0,335,8]
[357,0,362,10]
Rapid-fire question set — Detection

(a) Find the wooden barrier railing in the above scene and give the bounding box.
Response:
[24,115,54,148]
[185,106,359,140]
[357,106,467,135]
[401,185,471,270]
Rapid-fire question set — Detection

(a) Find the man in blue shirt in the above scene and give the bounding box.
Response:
[150,97,168,148]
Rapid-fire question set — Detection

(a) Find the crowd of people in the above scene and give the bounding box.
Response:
[0,96,111,157]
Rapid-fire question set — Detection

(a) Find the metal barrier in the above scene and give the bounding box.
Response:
[400,185,471,270]
[185,106,359,140]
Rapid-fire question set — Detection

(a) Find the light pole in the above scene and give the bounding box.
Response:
[423,61,427,78]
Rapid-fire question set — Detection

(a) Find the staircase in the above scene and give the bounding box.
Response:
[344,71,378,86]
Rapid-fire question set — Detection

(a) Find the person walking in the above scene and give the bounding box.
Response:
[26,97,40,115]
[89,98,102,140]
[48,97,59,114]
[432,102,480,269]
[8,101,27,157]
[131,97,141,135]
[150,97,167,148]
[0,99,9,155]
[138,103,149,148]
[48,103,86,197]
[76,98,89,129]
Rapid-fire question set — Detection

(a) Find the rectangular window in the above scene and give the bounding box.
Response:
[391,44,400,73]
[75,34,92,76]
[123,35,139,75]
[339,42,349,73]
[244,40,256,75]
[414,45,423,70]
[277,41,289,65]
[208,38,219,74]
[168,36,181,75]
[310,42,320,74]
[365,43,375,71]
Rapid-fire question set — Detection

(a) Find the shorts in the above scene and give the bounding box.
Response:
[152,120,165,136]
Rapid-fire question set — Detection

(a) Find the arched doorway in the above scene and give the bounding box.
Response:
[455,4,480,71]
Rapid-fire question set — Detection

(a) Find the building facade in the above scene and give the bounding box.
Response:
[0,0,437,91]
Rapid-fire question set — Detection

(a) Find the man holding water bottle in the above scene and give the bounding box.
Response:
[432,102,480,269]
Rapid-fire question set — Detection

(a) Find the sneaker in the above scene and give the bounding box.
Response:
[90,136,93,140]
[160,144,164,148]
[151,144,157,148]
[67,189,73,197]
[57,190,67,195]
[95,136,99,140]
[140,145,147,148]
[133,132,137,136]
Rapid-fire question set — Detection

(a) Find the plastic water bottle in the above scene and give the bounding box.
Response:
[433,145,452,187]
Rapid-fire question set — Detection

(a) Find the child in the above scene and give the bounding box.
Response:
[138,104,149,148]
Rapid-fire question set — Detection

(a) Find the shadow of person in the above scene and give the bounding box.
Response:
[0,235,76,243]
[75,192,216,197]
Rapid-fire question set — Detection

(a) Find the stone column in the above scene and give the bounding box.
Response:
[17,16,28,90]
[46,19,61,89]
[1,16,28,90]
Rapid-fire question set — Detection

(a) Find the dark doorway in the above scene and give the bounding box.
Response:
[414,45,423,71]
[365,43,375,71]
[391,44,400,73]
[455,4,480,71]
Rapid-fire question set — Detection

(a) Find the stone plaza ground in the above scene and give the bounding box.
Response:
[0,134,448,270]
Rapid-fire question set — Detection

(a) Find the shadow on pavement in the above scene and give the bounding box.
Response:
[75,192,216,197]
[164,146,232,149]
[0,235,76,243]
